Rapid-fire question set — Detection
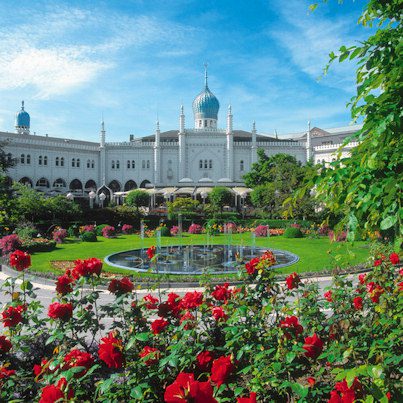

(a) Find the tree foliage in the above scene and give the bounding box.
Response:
[167,197,200,219]
[125,190,150,211]
[209,187,233,212]
[300,0,402,240]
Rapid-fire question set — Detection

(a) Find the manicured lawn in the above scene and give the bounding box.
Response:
[28,233,370,278]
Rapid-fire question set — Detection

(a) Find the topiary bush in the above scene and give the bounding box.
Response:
[80,231,97,242]
[158,226,171,237]
[284,227,303,238]
[95,224,109,236]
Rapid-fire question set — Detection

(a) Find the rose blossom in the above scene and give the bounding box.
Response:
[237,392,257,403]
[9,250,31,271]
[180,311,196,330]
[2,305,25,327]
[328,377,362,403]
[98,332,124,368]
[55,273,74,295]
[211,282,232,302]
[146,246,156,259]
[72,257,102,278]
[196,351,214,372]
[48,302,73,321]
[212,306,228,322]
[286,272,301,290]
[307,377,316,387]
[245,257,260,275]
[324,290,333,302]
[164,372,217,403]
[353,296,363,310]
[151,318,169,335]
[139,346,160,366]
[279,316,303,339]
[108,277,134,294]
[389,252,399,265]
[143,294,159,309]
[180,291,203,310]
[358,273,366,285]
[210,355,235,387]
[63,349,94,377]
[0,336,12,354]
[303,333,324,359]
[39,378,74,403]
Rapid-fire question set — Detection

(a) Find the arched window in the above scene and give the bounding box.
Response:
[26,154,31,164]
[60,157,64,167]
[146,160,150,169]
[53,178,66,188]
[127,160,130,169]
[116,160,120,169]
[131,160,135,169]
[44,156,48,166]
[240,160,244,171]
[39,156,43,165]
[20,154,25,164]
[204,159,208,169]
[142,160,145,169]
[111,160,115,169]
[199,120,202,128]
[199,160,203,169]
[36,177,50,188]
[76,158,80,168]
[209,160,212,169]
[87,160,90,168]
[72,158,75,167]
[55,157,59,166]
[91,160,95,168]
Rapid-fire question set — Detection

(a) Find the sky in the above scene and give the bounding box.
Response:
[0,0,369,141]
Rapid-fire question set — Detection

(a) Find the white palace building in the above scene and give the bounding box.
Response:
[0,70,360,204]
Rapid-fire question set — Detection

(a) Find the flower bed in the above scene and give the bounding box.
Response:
[1,249,400,401]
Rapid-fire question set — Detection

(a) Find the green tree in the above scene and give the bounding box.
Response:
[0,141,16,227]
[300,0,402,240]
[125,189,150,212]
[167,197,200,219]
[44,195,82,221]
[209,187,233,213]
[10,183,46,223]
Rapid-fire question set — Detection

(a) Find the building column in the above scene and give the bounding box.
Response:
[178,106,186,179]
[251,121,257,164]
[153,120,161,185]
[99,120,106,187]
[226,105,233,181]
[306,120,312,163]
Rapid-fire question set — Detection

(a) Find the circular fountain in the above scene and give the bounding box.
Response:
[105,245,299,275]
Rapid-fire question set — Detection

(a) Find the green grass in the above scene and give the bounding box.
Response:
[28,233,370,279]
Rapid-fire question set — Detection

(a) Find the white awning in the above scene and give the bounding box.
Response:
[232,187,252,196]
[174,187,195,195]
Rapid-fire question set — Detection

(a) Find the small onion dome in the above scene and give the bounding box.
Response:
[192,68,219,120]
[15,101,30,128]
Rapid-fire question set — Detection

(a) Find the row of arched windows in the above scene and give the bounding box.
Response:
[20,154,31,164]
[199,159,213,169]
[127,160,135,169]
[38,156,48,166]
[142,160,151,169]
[87,160,95,169]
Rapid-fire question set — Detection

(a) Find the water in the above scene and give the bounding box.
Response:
[105,245,299,275]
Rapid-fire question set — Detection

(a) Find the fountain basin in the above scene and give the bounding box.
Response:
[105,245,299,275]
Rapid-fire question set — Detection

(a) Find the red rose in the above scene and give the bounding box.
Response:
[0,366,15,379]
[237,392,257,403]
[180,291,203,310]
[39,378,74,403]
[328,378,361,403]
[0,336,12,354]
[72,257,102,278]
[286,272,301,290]
[324,290,333,302]
[307,377,316,387]
[389,252,399,265]
[63,349,94,377]
[398,281,403,292]
[245,257,260,275]
[212,306,228,322]
[211,282,232,302]
[2,305,25,327]
[108,277,134,294]
[55,273,74,295]
[303,333,324,359]
[366,282,384,303]
[180,310,196,330]
[147,246,156,259]
[139,346,160,366]
[151,318,169,335]
[48,302,73,321]
[9,250,31,271]
[353,296,363,310]
[279,316,304,339]
[196,351,214,372]
[33,358,57,377]
[143,294,159,309]
[98,332,124,368]
[164,372,217,403]
[358,273,366,285]
[374,259,382,267]
[158,292,181,317]
[210,355,235,387]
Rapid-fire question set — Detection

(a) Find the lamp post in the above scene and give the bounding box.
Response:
[66,192,74,201]
[200,191,208,206]
[89,191,96,209]
[240,192,247,219]
[99,192,106,208]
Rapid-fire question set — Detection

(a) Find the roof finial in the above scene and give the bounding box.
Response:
[21,100,24,110]
[204,62,208,88]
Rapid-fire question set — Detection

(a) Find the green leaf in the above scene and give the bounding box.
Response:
[135,332,150,342]
[380,215,397,230]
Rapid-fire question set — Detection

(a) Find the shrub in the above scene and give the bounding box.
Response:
[328,230,347,242]
[125,190,150,211]
[0,234,22,255]
[318,224,330,236]
[102,226,116,238]
[67,225,79,238]
[188,223,203,234]
[21,238,56,252]
[224,222,237,233]
[52,229,68,244]
[254,225,268,237]
[80,231,97,242]
[121,224,134,234]
[284,227,303,238]
[170,226,179,236]
[95,224,109,236]
[158,226,171,237]
[81,225,96,234]
[15,225,37,240]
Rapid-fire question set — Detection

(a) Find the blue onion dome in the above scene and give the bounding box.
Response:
[192,68,220,120]
[15,101,30,128]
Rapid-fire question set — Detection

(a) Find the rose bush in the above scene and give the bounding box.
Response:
[0,249,401,402]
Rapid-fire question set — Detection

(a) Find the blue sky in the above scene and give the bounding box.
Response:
[0,0,368,141]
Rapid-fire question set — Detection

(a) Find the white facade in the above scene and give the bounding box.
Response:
[1,82,362,198]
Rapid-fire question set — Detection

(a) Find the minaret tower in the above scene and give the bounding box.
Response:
[154,119,161,184]
[99,118,106,186]
[251,121,257,164]
[178,105,186,180]
[15,101,30,134]
[306,120,312,162]
[226,105,234,181]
